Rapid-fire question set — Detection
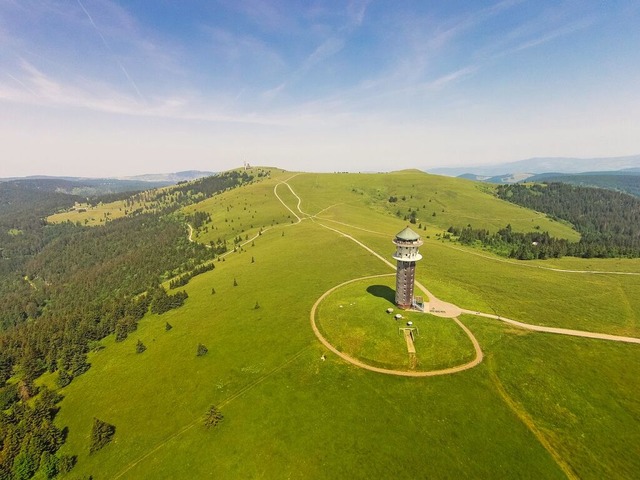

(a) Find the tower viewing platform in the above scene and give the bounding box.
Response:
[392,227,423,309]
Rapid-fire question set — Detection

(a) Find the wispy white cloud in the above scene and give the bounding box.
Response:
[205,26,285,68]
[262,48,341,99]
[0,58,291,127]
[506,18,595,54]
[418,66,478,92]
[4,72,37,97]
[347,0,370,27]
[317,0,593,116]
[1,59,136,114]
[225,0,298,32]
[0,0,637,177]
[76,0,144,102]
[261,1,370,100]
[344,0,517,95]
[474,3,597,62]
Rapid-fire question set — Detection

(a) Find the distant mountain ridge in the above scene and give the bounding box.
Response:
[429,154,640,177]
[460,173,536,184]
[0,171,216,197]
[117,170,215,183]
[526,172,640,197]
[1,170,215,184]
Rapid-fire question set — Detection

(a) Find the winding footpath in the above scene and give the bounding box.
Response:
[444,243,640,276]
[272,178,640,377]
[462,310,640,344]
[119,177,638,479]
[273,180,484,376]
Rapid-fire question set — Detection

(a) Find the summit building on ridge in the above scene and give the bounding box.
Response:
[392,227,423,309]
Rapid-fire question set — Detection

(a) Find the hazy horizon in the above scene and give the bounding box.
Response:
[2,1,639,177]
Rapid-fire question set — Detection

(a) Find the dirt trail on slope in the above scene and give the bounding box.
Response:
[280,179,640,347]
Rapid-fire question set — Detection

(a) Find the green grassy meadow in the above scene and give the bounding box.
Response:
[316,275,476,371]
[182,169,296,245]
[48,200,129,225]
[54,170,640,479]
[288,171,580,240]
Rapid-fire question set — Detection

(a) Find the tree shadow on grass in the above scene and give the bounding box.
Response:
[366,285,395,305]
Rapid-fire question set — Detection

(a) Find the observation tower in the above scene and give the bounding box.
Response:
[392,227,423,309]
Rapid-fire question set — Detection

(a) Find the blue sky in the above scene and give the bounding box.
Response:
[1,0,639,177]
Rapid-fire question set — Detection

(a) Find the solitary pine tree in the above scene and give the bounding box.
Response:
[89,418,116,454]
[39,451,60,479]
[233,278,238,287]
[254,301,260,310]
[57,370,73,388]
[165,322,173,331]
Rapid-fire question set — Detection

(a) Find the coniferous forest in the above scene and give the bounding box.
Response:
[446,182,640,260]
[0,171,253,479]
[496,183,640,258]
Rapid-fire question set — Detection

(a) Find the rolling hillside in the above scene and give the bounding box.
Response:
[42,169,640,479]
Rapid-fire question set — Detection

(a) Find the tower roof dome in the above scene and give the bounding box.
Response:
[395,226,421,241]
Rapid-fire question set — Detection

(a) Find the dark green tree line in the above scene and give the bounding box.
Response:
[495,183,640,258]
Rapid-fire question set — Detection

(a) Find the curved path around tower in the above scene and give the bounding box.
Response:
[271,179,640,378]
[272,180,483,376]
[310,273,483,377]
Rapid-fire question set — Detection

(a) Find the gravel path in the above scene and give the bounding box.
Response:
[276,179,640,368]
[462,310,640,344]
[309,274,484,377]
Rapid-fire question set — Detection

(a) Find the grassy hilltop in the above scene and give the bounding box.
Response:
[51,169,640,479]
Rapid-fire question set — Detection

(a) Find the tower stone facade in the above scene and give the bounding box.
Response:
[392,227,423,309]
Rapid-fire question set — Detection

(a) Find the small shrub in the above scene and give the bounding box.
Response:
[203,405,223,428]
[197,344,208,357]
[57,455,76,474]
[57,370,73,388]
[136,340,146,354]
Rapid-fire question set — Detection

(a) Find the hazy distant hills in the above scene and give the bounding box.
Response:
[526,171,640,197]
[117,170,216,183]
[430,154,640,197]
[0,170,215,197]
[458,173,536,184]
[429,154,640,177]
